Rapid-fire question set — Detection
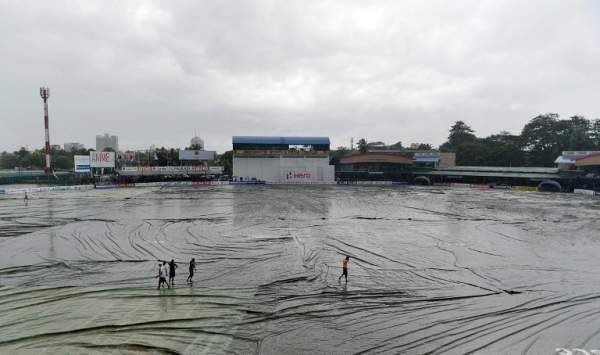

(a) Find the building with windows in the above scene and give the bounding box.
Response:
[96,133,119,152]
[232,136,334,183]
[337,151,413,181]
[336,150,455,180]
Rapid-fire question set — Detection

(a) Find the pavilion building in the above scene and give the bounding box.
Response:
[232,136,335,184]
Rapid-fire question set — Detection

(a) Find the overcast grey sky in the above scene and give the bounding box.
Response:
[1,0,599,153]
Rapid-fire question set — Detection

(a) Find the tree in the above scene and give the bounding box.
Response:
[482,132,525,166]
[439,121,477,152]
[102,147,115,152]
[521,113,562,166]
[72,147,89,156]
[155,147,169,166]
[216,150,233,175]
[417,143,432,150]
[447,121,477,147]
[520,114,596,166]
[330,147,349,165]
[357,138,368,153]
[521,113,600,166]
[591,119,600,149]
[455,141,490,166]
[168,148,180,166]
[21,150,45,169]
[0,152,18,169]
[16,147,30,161]
[564,115,594,150]
[54,155,73,170]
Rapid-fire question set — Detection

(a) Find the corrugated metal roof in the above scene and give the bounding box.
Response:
[232,136,330,145]
[425,170,562,179]
[440,166,559,173]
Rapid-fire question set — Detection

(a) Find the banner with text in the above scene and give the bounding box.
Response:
[90,151,115,168]
[120,166,224,173]
[178,150,215,161]
[74,155,91,173]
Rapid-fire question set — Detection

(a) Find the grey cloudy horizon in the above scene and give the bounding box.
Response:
[1,0,599,154]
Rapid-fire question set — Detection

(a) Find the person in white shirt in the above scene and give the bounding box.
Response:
[157,261,170,289]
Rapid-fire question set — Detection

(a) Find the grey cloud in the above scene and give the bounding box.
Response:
[1,0,599,153]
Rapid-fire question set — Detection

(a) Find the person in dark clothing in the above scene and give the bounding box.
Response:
[187,258,196,284]
[338,256,350,283]
[168,259,177,286]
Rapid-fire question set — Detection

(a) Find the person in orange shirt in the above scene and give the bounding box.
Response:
[338,255,350,282]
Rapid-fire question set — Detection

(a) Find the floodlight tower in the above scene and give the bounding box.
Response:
[40,87,53,173]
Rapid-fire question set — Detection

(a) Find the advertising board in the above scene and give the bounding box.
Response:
[90,151,115,168]
[117,151,136,162]
[179,150,215,161]
[74,155,91,173]
[118,166,224,174]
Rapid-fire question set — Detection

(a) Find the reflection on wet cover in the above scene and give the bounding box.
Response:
[0,186,599,354]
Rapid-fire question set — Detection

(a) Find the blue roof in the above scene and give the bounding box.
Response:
[232,136,330,145]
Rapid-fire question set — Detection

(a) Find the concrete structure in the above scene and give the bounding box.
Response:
[64,142,85,152]
[96,133,119,152]
[232,136,334,184]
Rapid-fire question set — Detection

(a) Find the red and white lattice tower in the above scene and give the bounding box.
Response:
[40,87,53,174]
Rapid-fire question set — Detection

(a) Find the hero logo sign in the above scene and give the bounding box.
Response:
[90,151,115,168]
[285,171,311,180]
[294,172,311,179]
